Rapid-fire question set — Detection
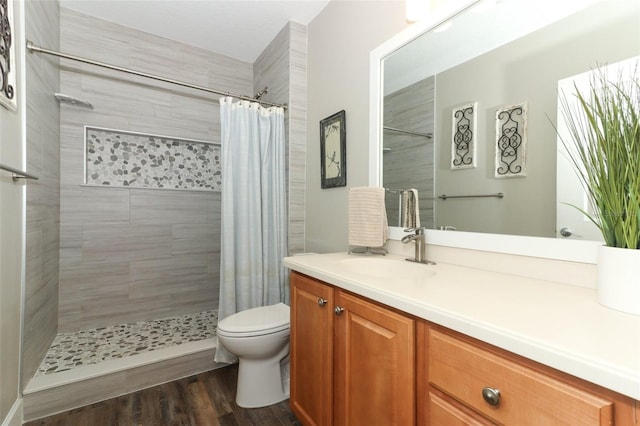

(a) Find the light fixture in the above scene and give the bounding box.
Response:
[406,0,430,22]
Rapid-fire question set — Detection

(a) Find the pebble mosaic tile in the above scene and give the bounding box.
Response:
[37,310,217,376]
[85,127,222,191]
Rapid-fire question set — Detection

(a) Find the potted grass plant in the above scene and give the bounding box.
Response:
[558,61,640,315]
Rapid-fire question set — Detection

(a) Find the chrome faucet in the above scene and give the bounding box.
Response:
[401,227,435,265]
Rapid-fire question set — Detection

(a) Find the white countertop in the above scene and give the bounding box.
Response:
[283,252,640,400]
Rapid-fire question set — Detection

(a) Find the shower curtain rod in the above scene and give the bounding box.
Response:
[26,41,288,109]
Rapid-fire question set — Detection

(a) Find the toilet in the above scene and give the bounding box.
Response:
[216,302,291,408]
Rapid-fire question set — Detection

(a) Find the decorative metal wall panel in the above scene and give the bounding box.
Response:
[450,102,477,170]
[495,102,527,178]
[85,126,222,191]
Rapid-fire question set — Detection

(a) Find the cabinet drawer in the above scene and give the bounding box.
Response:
[427,328,613,425]
[428,391,495,426]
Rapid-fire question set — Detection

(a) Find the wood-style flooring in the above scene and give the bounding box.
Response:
[25,364,300,426]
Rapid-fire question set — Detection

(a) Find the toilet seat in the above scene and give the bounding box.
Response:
[217,302,290,337]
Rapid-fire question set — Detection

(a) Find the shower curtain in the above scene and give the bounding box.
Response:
[215,97,289,364]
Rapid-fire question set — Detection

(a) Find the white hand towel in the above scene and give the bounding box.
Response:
[348,186,388,247]
[401,188,420,228]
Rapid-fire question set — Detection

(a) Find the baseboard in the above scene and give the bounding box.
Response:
[23,339,225,422]
[1,398,23,426]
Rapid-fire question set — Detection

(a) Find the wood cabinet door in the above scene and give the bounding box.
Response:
[333,290,415,426]
[290,272,334,426]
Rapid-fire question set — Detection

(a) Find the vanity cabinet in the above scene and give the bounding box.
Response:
[290,272,415,426]
[417,322,638,426]
[290,271,638,426]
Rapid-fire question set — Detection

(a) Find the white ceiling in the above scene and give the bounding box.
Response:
[59,0,331,63]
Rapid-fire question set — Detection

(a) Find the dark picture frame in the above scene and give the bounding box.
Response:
[320,110,346,188]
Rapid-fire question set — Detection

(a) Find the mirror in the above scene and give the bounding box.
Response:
[375,0,639,248]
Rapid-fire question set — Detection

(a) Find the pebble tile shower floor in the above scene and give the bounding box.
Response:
[36,310,218,375]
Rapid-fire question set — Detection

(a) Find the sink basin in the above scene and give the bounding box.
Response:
[337,256,435,282]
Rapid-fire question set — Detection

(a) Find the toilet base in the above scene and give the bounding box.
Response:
[235,346,290,408]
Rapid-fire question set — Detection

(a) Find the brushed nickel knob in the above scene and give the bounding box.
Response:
[482,387,501,406]
[317,297,327,307]
[334,306,344,315]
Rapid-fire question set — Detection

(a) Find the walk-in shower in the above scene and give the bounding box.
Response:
[22,6,306,420]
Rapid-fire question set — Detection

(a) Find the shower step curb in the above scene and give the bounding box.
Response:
[23,338,224,422]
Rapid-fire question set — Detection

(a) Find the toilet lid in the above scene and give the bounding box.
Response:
[217,302,290,336]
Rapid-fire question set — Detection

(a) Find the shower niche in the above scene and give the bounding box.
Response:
[85,126,222,191]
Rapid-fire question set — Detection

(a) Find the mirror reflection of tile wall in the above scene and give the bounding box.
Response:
[383,76,435,228]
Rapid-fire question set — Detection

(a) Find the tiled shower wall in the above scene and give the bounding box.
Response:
[254,21,307,255]
[58,9,307,332]
[23,0,61,386]
[383,77,435,228]
[58,8,252,332]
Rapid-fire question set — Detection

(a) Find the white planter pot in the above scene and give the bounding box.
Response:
[597,245,640,316]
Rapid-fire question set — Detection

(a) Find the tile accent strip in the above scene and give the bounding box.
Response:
[36,310,218,375]
[85,126,222,191]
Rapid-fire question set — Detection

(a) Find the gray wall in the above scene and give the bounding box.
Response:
[58,8,252,332]
[23,0,61,392]
[383,77,435,228]
[306,1,409,253]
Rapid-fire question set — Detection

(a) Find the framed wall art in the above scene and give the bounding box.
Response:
[0,0,16,111]
[320,110,346,188]
[495,102,527,178]
[450,102,477,169]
